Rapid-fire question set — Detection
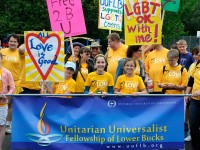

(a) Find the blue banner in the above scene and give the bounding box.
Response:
[12,96,184,150]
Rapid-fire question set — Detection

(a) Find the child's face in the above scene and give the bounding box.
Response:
[177,44,187,54]
[95,57,106,71]
[124,61,135,74]
[193,53,200,62]
[168,57,179,67]
[64,68,74,79]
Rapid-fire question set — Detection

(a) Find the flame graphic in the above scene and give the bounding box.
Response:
[37,103,50,135]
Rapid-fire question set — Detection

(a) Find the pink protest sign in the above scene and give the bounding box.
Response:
[46,0,86,37]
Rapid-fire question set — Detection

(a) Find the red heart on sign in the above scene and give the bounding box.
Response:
[25,33,61,80]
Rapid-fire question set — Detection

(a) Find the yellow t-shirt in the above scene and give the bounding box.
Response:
[1,48,23,85]
[107,44,128,80]
[85,72,114,93]
[190,62,200,100]
[52,78,76,94]
[188,63,195,78]
[134,59,141,76]
[67,55,78,62]
[157,64,188,94]
[75,63,88,93]
[145,48,168,92]
[18,53,41,90]
[115,74,145,94]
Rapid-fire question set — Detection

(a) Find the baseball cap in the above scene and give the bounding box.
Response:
[176,39,187,45]
[90,42,102,48]
[64,61,76,71]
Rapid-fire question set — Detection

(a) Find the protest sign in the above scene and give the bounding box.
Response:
[46,0,86,37]
[12,96,184,150]
[162,0,180,12]
[124,0,162,45]
[25,31,65,81]
[98,0,124,31]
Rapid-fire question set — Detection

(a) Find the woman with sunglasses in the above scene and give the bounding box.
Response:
[115,45,144,83]
[73,47,94,94]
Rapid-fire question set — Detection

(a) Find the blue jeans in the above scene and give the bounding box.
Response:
[189,99,200,150]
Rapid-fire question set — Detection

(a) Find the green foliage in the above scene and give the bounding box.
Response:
[180,0,200,35]
[0,0,50,41]
[162,11,187,48]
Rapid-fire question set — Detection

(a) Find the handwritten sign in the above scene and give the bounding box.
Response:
[98,0,123,31]
[46,0,86,37]
[124,0,162,45]
[25,31,65,82]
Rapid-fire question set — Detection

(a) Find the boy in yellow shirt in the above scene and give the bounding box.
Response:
[44,61,76,95]
[157,49,188,94]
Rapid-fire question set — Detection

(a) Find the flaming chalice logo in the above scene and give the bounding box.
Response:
[26,103,63,146]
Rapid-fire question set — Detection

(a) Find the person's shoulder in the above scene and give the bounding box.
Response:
[2,67,11,74]
[134,74,142,79]
[119,44,128,50]
[71,78,76,84]
[105,72,113,77]
[88,71,96,76]
[162,47,169,52]
[0,47,8,53]
[118,74,125,78]
[119,58,125,63]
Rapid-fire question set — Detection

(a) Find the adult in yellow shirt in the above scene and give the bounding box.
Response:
[18,44,41,94]
[1,34,22,134]
[74,47,94,93]
[145,44,168,93]
[185,58,200,150]
[157,49,188,94]
[106,33,128,80]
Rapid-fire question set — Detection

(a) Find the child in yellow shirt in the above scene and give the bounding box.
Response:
[84,54,114,96]
[115,58,147,95]
[45,61,76,95]
[157,49,188,94]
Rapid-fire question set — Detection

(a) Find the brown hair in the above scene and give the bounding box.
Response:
[94,54,106,64]
[167,49,179,59]
[191,46,200,55]
[107,33,120,42]
[123,58,136,67]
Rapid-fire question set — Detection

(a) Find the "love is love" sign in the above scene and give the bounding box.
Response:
[25,31,65,81]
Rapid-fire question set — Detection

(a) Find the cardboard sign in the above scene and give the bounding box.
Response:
[124,0,162,45]
[98,0,124,31]
[46,0,86,37]
[25,31,65,81]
